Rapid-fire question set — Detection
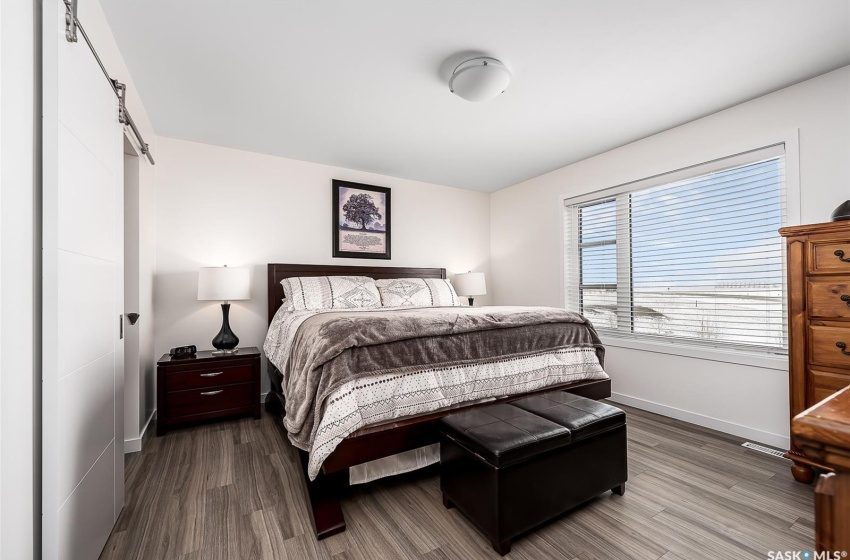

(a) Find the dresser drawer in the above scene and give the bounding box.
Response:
[808,280,850,319]
[811,368,850,404]
[809,325,850,369]
[165,364,253,392]
[811,242,850,274]
[166,383,253,419]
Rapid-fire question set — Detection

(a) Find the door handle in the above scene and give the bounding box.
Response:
[200,390,224,396]
[127,312,140,325]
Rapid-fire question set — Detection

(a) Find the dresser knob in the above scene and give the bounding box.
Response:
[835,250,850,263]
[837,342,850,356]
[842,295,850,307]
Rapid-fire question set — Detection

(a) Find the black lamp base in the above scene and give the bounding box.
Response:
[212,302,240,353]
[467,297,475,307]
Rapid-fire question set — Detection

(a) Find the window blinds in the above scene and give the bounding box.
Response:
[564,144,787,353]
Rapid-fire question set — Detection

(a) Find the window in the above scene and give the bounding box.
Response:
[564,145,787,354]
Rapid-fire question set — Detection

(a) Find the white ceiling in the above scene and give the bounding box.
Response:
[100,0,850,192]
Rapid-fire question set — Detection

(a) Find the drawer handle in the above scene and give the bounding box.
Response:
[842,295,850,307]
[200,390,224,396]
[835,250,850,263]
[836,342,850,356]
[200,372,223,377]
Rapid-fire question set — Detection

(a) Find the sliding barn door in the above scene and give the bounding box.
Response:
[42,1,125,558]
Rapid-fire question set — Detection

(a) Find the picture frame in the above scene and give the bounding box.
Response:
[332,179,391,259]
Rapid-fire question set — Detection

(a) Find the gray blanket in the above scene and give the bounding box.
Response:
[283,306,604,451]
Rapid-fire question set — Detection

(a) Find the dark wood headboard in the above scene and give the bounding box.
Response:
[267,263,447,324]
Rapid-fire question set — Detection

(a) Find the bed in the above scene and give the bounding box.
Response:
[263,263,612,539]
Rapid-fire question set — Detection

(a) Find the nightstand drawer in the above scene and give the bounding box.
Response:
[166,364,253,392]
[808,280,850,319]
[166,383,254,419]
[809,325,850,369]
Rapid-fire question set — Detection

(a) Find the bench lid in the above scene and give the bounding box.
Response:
[440,392,625,467]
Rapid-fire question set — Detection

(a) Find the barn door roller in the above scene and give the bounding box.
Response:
[64,0,78,42]
[114,80,127,124]
[61,0,155,164]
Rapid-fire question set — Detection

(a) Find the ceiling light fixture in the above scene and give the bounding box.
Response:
[449,57,511,102]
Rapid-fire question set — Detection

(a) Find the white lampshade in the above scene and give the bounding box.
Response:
[453,272,487,296]
[198,266,250,301]
[449,57,511,102]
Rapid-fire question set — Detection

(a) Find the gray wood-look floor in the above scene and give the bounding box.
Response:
[100,403,815,560]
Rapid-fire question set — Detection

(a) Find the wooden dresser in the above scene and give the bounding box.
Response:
[780,221,850,482]
[156,347,261,436]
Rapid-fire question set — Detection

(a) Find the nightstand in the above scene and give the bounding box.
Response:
[156,347,261,436]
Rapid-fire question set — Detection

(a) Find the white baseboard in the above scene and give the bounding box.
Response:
[609,392,790,450]
[124,409,157,454]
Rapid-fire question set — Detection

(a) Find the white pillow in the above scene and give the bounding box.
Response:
[281,276,381,310]
[375,278,461,308]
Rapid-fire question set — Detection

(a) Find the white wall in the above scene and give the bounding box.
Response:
[1,0,38,556]
[490,66,850,449]
[154,137,492,395]
[69,0,158,452]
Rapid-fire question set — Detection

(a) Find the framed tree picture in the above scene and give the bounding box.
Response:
[332,179,391,259]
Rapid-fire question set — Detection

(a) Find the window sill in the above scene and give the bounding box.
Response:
[598,334,788,371]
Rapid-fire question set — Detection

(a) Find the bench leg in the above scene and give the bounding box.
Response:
[492,538,511,556]
[442,494,454,509]
[612,483,626,496]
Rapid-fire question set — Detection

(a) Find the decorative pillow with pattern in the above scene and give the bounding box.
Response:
[281,276,381,310]
[375,278,461,307]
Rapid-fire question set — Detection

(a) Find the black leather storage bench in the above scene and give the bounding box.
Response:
[439,390,627,555]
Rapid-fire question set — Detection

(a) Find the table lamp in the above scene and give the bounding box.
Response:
[453,271,487,306]
[198,265,250,354]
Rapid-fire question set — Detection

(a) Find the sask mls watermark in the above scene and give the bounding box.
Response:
[768,551,848,560]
